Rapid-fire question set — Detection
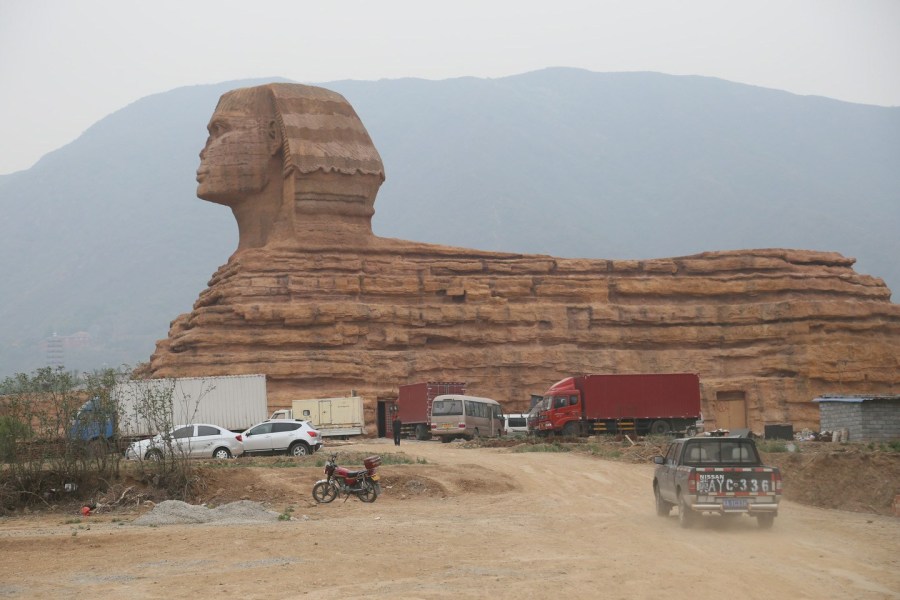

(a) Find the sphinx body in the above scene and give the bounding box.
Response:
[150,83,900,433]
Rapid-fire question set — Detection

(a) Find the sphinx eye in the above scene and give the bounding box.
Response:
[209,120,227,136]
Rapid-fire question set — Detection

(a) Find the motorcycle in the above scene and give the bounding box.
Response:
[312,453,382,503]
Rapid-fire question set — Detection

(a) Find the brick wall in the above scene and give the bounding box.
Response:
[818,400,900,442]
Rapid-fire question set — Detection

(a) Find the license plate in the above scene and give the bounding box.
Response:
[440,423,453,429]
[723,498,748,510]
[371,474,380,481]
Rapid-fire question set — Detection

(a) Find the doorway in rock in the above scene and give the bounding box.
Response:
[377,399,397,438]
[714,390,747,430]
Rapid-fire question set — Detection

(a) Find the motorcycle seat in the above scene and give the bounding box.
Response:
[344,469,366,478]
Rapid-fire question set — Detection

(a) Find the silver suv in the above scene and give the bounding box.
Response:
[241,419,322,456]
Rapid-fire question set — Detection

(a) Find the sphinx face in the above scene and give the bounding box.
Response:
[196,108,276,205]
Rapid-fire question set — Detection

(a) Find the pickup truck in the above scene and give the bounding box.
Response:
[652,437,782,528]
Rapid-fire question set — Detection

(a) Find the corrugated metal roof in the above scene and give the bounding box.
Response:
[813,394,900,403]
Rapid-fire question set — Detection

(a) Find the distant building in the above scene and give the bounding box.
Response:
[45,333,64,368]
[813,395,900,442]
[41,331,92,369]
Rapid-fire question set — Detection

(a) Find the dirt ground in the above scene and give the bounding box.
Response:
[1,438,898,599]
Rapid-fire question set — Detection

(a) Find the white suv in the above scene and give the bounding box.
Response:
[241,419,322,456]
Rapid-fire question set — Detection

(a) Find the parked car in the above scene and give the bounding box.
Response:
[241,419,322,456]
[125,424,244,460]
[503,413,529,435]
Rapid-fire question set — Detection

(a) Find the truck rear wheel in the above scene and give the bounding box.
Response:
[756,513,775,529]
[650,420,671,435]
[678,494,695,528]
[654,484,672,516]
[415,424,431,441]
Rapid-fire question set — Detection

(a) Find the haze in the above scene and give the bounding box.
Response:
[1,0,898,176]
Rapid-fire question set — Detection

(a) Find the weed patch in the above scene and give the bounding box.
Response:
[512,442,570,453]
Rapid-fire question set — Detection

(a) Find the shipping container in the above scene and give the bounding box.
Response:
[272,396,364,437]
[73,374,269,441]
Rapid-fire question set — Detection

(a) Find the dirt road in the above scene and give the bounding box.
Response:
[2,439,898,599]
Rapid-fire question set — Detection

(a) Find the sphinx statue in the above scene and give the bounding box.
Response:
[151,82,900,435]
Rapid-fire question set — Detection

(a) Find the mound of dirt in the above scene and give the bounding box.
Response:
[766,448,900,516]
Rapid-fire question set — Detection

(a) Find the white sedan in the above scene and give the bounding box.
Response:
[126,424,244,460]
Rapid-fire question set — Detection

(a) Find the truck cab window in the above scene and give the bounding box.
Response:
[665,443,678,465]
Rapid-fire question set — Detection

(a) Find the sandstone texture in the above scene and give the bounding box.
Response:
[149,83,900,434]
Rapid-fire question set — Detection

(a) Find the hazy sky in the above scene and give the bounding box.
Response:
[1,0,898,175]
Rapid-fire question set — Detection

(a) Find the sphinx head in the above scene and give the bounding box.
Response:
[197,83,385,249]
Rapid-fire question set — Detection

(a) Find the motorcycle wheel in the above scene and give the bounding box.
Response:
[312,480,338,504]
[358,479,378,503]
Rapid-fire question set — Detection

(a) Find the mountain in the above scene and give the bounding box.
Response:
[1,68,898,377]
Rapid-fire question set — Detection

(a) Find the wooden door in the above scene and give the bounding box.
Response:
[714,391,747,430]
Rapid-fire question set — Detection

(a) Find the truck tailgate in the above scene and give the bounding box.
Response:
[696,467,778,496]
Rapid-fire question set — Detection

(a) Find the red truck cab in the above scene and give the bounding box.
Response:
[535,378,581,434]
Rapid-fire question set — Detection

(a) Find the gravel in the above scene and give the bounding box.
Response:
[132,500,282,526]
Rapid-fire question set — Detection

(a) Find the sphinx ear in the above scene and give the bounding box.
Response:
[267,119,282,156]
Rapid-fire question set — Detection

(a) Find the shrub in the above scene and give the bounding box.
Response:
[756,440,789,453]
[512,442,570,453]
[0,366,204,508]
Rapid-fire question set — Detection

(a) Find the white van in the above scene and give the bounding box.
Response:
[503,413,529,435]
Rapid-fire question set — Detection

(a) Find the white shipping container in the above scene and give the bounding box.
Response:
[291,396,364,437]
[114,374,268,437]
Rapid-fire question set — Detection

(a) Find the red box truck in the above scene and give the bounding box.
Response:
[532,373,701,437]
[396,382,466,440]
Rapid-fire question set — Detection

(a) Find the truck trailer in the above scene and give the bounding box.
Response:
[269,396,365,437]
[395,382,466,440]
[533,373,701,437]
[71,374,269,442]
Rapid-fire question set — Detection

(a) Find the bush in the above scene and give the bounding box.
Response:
[512,442,570,453]
[0,415,31,462]
[756,440,790,453]
[0,367,126,509]
[0,366,203,508]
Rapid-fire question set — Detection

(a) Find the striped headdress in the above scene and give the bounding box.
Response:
[268,83,385,181]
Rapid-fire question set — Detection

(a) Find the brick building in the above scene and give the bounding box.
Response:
[813,395,900,442]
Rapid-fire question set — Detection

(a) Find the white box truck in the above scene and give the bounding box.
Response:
[270,396,364,437]
[72,374,269,442]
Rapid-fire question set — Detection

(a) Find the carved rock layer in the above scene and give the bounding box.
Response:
[149,238,900,433]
